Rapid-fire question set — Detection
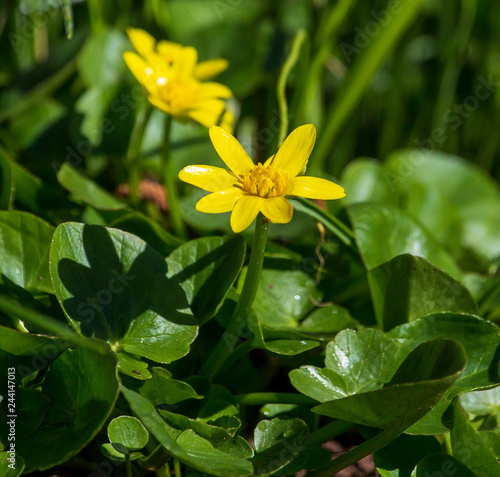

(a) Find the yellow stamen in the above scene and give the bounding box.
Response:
[158,79,197,113]
[241,163,289,198]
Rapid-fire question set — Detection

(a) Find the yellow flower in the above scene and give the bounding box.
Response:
[126,28,229,80]
[123,28,234,131]
[179,124,346,233]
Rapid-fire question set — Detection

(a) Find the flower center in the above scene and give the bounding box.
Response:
[241,163,289,198]
[158,79,197,112]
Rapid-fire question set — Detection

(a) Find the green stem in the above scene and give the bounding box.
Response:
[307,420,353,447]
[125,454,133,477]
[127,103,152,206]
[156,462,170,477]
[173,458,181,477]
[308,430,399,477]
[162,116,187,239]
[276,29,307,147]
[232,392,317,406]
[0,295,109,354]
[199,215,269,379]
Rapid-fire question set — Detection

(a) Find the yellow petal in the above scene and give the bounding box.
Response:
[261,197,293,224]
[209,126,254,176]
[123,52,154,88]
[179,165,237,192]
[127,28,156,57]
[173,46,198,79]
[147,95,173,115]
[195,59,229,80]
[188,108,222,129]
[157,40,183,62]
[198,82,233,99]
[231,196,263,233]
[288,176,346,200]
[196,188,243,213]
[270,124,316,178]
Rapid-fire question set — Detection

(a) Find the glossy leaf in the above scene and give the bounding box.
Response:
[108,416,149,451]
[252,417,309,476]
[50,223,198,364]
[139,372,202,406]
[166,236,246,324]
[298,304,359,335]
[14,348,119,472]
[347,203,461,279]
[389,313,500,397]
[451,398,500,476]
[312,340,466,432]
[461,386,500,417]
[0,453,24,477]
[121,386,253,477]
[368,254,478,330]
[0,211,55,293]
[0,153,13,210]
[263,340,319,355]
[116,352,151,380]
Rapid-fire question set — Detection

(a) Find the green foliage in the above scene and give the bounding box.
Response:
[1,1,500,476]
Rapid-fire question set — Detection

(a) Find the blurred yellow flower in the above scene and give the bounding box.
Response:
[123,28,234,131]
[179,125,346,233]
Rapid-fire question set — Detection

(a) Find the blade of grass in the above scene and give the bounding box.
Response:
[309,0,428,175]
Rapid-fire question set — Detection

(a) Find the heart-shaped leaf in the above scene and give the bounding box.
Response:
[50,223,198,364]
[108,416,149,451]
[312,340,466,433]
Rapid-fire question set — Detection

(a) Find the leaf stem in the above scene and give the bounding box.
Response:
[127,103,153,206]
[162,116,187,239]
[308,429,399,477]
[276,29,307,147]
[307,420,353,447]
[125,454,133,477]
[199,214,269,379]
[173,458,181,477]
[232,392,317,406]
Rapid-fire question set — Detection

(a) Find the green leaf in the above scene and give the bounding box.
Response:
[298,304,359,335]
[108,416,149,451]
[50,223,198,364]
[412,453,475,477]
[385,149,500,262]
[389,313,500,397]
[451,398,500,476]
[0,453,24,477]
[252,417,309,477]
[13,348,119,473]
[166,236,246,324]
[140,371,202,406]
[0,153,13,210]
[0,211,55,294]
[461,386,500,417]
[290,329,410,402]
[263,340,319,356]
[312,340,466,433]
[116,352,152,380]
[368,255,478,331]
[57,164,126,211]
[253,268,320,329]
[347,203,461,279]
[341,158,395,206]
[121,386,253,477]
[374,434,441,477]
[77,27,128,87]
